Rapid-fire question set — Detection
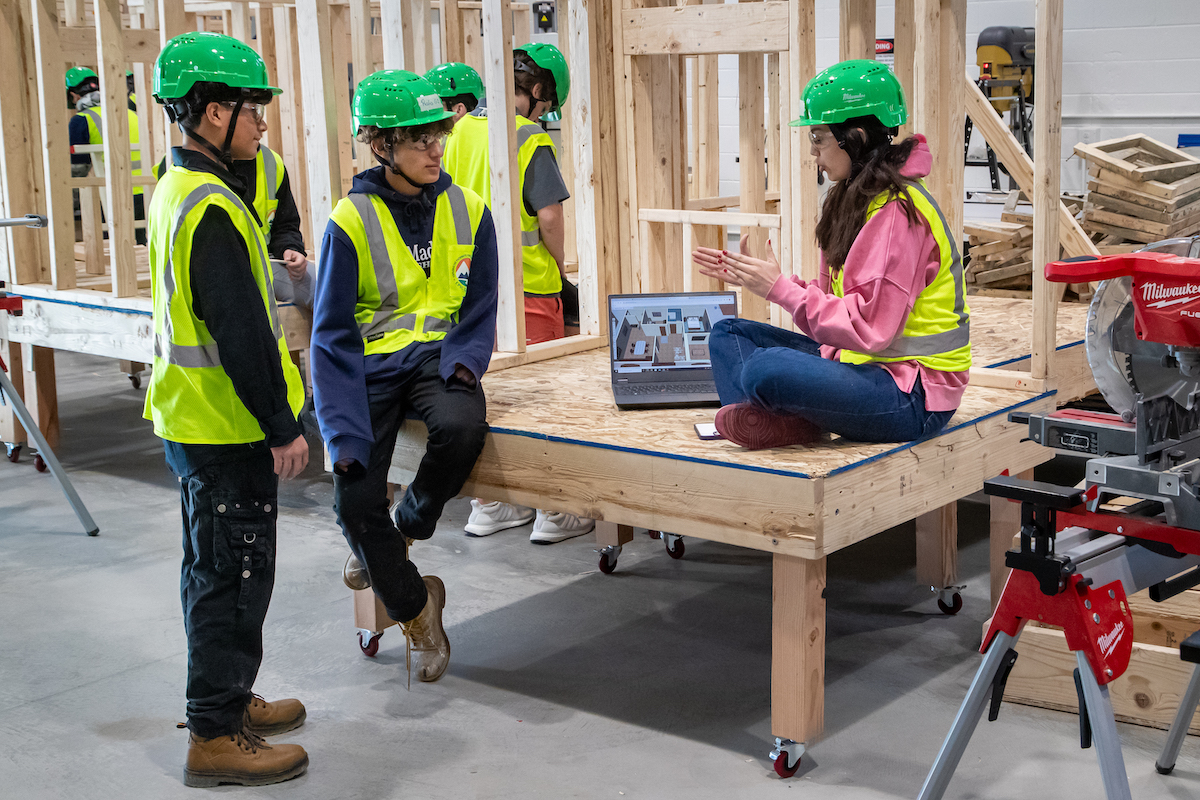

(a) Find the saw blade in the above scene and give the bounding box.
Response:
[1084,276,1197,418]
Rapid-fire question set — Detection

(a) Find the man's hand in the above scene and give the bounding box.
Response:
[282,249,308,282]
[271,434,309,480]
[693,234,782,299]
[452,364,477,388]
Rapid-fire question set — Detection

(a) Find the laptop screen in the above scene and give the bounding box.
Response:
[609,292,739,378]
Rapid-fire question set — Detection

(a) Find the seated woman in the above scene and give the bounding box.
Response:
[693,60,970,450]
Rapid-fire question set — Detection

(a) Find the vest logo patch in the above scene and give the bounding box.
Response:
[455,256,472,287]
[417,93,442,113]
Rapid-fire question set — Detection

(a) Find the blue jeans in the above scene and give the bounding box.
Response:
[165,441,279,738]
[709,318,955,443]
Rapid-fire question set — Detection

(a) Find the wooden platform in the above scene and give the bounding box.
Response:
[379,296,1094,747]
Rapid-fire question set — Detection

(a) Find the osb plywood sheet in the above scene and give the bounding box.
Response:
[481,297,1089,480]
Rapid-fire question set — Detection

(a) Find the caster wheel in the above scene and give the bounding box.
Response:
[359,631,382,658]
[598,553,617,574]
[937,593,964,615]
[128,373,141,389]
[665,536,685,559]
[647,530,662,540]
[773,752,801,778]
[5,444,19,463]
[34,454,47,473]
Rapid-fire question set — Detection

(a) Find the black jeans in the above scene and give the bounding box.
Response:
[333,355,488,623]
[165,441,278,738]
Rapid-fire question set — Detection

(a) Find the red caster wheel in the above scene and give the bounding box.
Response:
[647,530,661,540]
[770,739,803,778]
[937,592,963,615]
[773,752,801,778]
[34,454,47,473]
[359,630,382,657]
[5,444,19,463]
[597,544,621,574]
[664,535,685,559]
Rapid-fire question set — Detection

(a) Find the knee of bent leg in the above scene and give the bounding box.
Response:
[711,317,736,341]
[427,410,489,453]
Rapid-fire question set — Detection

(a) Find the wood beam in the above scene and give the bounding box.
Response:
[484,0,525,351]
[94,0,138,298]
[296,0,343,246]
[772,553,826,743]
[622,3,790,56]
[838,0,875,61]
[1031,0,1064,381]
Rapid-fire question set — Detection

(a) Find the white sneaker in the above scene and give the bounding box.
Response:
[530,510,595,544]
[464,499,535,536]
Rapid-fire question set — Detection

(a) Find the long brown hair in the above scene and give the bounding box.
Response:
[815,115,920,268]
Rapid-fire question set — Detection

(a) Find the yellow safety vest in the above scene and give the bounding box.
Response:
[830,180,972,372]
[442,113,562,295]
[79,105,143,196]
[143,166,305,444]
[152,147,284,247]
[328,183,485,357]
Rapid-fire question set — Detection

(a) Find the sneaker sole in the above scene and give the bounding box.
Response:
[529,525,595,545]
[245,709,307,737]
[463,515,535,537]
[184,755,309,788]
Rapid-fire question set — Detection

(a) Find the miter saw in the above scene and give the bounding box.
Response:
[918,237,1200,800]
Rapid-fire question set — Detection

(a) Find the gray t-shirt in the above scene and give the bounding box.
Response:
[522,145,570,217]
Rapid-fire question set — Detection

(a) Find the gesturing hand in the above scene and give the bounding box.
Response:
[282,249,308,282]
[692,234,781,299]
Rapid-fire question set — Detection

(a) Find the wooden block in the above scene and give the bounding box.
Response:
[975,262,1033,286]
[772,553,826,743]
[1090,165,1200,202]
[1075,134,1200,185]
[594,520,635,547]
[1082,218,1162,245]
[1005,624,1200,736]
[915,502,957,588]
[353,587,397,632]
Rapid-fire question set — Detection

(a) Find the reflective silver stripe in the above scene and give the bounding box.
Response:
[443,184,473,245]
[349,193,402,340]
[423,316,454,333]
[516,122,545,149]
[520,228,541,247]
[364,313,418,337]
[262,147,279,203]
[155,334,221,368]
[131,160,142,170]
[160,182,283,361]
[871,182,970,358]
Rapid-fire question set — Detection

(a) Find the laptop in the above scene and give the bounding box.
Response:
[608,291,739,408]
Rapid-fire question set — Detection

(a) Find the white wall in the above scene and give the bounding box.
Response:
[709,0,1200,196]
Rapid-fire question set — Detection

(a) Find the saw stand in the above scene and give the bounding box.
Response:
[0,222,100,537]
[919,396,1200,799]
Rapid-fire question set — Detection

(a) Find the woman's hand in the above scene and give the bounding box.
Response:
[692,234,781,299]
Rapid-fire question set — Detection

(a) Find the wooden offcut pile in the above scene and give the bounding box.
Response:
[1076,134,1200,250]
[965,192,1090,301]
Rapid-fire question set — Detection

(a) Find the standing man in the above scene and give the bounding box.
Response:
[147,31,309,788]
[442,43,593,544]
[311,70,497,683]
[68,67,148,244]
[424,62,484,124]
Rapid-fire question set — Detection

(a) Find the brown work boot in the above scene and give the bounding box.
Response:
[184,729,308,788]
[400,575,450,684]
[343,553,371,591]
[244,694,306,736]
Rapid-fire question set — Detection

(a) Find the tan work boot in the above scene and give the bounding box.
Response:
[343,553,371,591]
[244,694,306,736]
[400,575,450,684]
[184,729,308,788]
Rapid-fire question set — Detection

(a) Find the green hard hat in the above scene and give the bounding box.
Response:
[424,62,483,101]
[514,42,569,118]
[65,66,98,91]
[790,59,908,129]
[153,31,280,103]
[352,70,453,130]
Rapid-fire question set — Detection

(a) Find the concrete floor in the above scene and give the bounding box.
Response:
[1,351,1197,799]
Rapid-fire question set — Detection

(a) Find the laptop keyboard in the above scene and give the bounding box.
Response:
[615,381,717,396]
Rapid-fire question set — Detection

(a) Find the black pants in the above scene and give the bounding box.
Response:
[333,355,488,623]
[165,441,278,738]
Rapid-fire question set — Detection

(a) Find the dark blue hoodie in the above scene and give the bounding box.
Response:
[311,167,499,469]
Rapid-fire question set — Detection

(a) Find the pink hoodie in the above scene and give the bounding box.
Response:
[765,135,968,412]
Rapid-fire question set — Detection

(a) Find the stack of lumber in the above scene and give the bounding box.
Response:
[1075,134,1200,248]
[966,191,1094,302]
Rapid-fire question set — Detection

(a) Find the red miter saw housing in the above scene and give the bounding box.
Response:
[1046,252,1200,347]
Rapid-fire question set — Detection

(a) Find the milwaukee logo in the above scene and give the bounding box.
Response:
[1142,281,1200,308]
[1098,620,1126,659]
[843,92,866,103]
